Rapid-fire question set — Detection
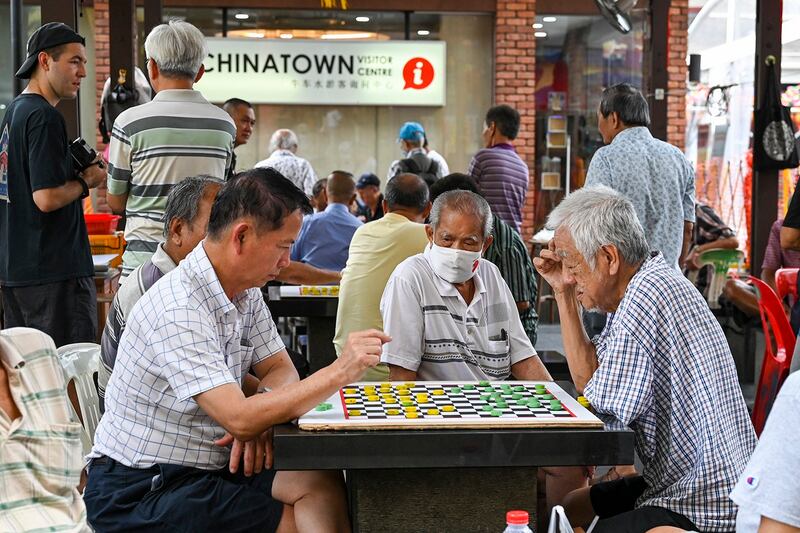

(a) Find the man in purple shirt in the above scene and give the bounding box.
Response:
[467,105,529,232]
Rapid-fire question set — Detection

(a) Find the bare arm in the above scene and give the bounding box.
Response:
[106,191,128,215]
[276,261,342,285]
[696,236,739,253]
[762,268,778,293]
[32,162,106,213]
[388,364,417,382]
[533,242,598,393]
[252,349,300,390]
[758,516,800,533]
[781,226,800,251]
[196,330,388,441]
[510,355,552,381]
[679,221,694,268]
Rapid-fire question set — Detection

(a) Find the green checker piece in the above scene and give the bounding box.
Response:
[463,384,476,390]
[511,393,523,400]
[449,387,462,395]
[490,410,502,417]
[550,400,564,411]
[482,404,493,412]
[528,400,542,409]
[401,401,415,407]
[535,385,546,392]
[315,403,332,412]
[478,380,491,387]
[513,385,526,392]
[480,394,492,402]
[541,393,554,400]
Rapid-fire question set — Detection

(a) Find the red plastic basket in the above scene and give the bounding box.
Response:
[84,214,121,235]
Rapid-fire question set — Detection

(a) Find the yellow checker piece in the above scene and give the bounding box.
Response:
[343,388,357,395]
[442,405,456,412]
[366,395,380,402]
[405,412,419,419]
[344,398,357,404]
[348,410,363,416]
[427,409,440,416]
[432,389,446,396]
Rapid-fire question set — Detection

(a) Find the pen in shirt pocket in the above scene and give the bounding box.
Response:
[501,328,508,341]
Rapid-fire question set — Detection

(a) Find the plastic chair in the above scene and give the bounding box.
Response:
[692,248,744,309]
[775,268,799,304]
[57,343,101,452]
[748,277,796,435]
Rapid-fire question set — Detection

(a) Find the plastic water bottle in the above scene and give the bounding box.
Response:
[503,510,533,532]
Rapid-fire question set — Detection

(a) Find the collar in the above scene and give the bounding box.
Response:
[270,149,296,158]
[490,143,515,151]
[152,89,209,104]
[324,203,351,215]
[0,334,25,369]
[611,126,652,145]
[381,212,415,225]
[406,147,427,157]
[152,242,178,275]
[423,245,488,300]
[187,241,248,317]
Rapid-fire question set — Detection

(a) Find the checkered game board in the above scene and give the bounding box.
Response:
[298,381,603,430]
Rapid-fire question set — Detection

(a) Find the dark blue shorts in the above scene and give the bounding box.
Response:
[84,456,283,532]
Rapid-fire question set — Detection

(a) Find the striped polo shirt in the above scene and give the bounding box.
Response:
[0,327,89,532]
[107,89,235,276]
[467,143,530,232]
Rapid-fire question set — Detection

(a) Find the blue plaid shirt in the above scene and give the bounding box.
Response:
[584,253,756,532]
[90,242,285,469]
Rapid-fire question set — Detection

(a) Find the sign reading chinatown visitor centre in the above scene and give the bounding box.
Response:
[197,38,447,106]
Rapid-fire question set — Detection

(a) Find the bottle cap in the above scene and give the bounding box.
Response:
[506,510,529,525]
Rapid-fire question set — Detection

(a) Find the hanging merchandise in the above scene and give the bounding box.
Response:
[753,58,800,171]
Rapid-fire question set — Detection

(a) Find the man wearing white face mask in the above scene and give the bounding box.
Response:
[379,190,550,382]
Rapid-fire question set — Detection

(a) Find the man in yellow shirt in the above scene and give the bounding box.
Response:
[334,173,431,380]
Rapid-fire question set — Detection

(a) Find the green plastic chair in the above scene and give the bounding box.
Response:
[694,248,744,309]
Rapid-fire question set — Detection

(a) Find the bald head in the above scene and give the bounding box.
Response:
[385,173,429,214]
[326,171,356,204]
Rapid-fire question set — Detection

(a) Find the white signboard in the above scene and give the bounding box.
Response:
[197,38,446,107]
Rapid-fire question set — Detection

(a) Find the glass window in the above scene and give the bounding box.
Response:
[225,9,405,40]
[163,7,222,37]
[532,12,645,227]
[0,5,42,121]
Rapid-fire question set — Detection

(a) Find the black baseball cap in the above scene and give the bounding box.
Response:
[356,173,381,189]
[16,22,85,79]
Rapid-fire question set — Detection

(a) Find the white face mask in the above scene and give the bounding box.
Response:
[425,243,481,283]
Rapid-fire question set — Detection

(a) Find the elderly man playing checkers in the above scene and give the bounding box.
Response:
[534,185,755,533]
[84,168,388,532]
[380,189,586,517]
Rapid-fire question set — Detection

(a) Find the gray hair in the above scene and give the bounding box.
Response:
[546,185,649,269]
[430,190,493,240]
[269,129,299,153]
[599,83,650,127]
[145,20,208,79]
[162,175,224,238]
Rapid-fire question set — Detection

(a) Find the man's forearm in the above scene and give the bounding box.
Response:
[679,221,694,267]
[258,361,300,391]
[554,290,598,393]
[32,181,84,213]
[511,355,552,381]
[276,261,341,285]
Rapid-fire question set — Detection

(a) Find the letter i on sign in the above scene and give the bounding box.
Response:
[413,62,424,85]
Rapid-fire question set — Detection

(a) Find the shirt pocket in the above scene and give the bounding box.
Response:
[10,422,84,498]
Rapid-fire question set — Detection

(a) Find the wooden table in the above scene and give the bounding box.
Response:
[273,382,634,532]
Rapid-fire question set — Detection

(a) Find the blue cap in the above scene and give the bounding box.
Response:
[356,173,381,189]
[398,121,425,142]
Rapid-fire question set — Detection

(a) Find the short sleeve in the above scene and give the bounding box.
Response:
[107,121,132,195]
[584,151,611,187]
[380,275,425,371]
[682,158,697,223]
[730,376,800,529]
[584,325,653,426]
[785,186,800,229]
[27,110,71,191]
[496,271,536,365]
[246,291,286,364]
[152,308,236,402]
[762,222,783,271]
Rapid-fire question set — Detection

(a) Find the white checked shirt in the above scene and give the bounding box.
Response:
[0,328,89,532]
[90,243,285,470]
[255,149,317,195]
[380,246,536,381]
[584,253,756,532]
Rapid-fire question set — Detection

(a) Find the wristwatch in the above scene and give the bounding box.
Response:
[76,176,90,199]
[257,386,272,394]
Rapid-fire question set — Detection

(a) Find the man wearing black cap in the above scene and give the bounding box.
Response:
[0,22,106,346]
[356,173,385,223]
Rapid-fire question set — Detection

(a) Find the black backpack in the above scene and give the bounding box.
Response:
[397,152,440,186]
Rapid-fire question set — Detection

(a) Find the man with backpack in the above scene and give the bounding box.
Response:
[386,122,443,186]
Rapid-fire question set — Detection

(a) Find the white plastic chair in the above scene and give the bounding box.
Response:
[57,343,101,454]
